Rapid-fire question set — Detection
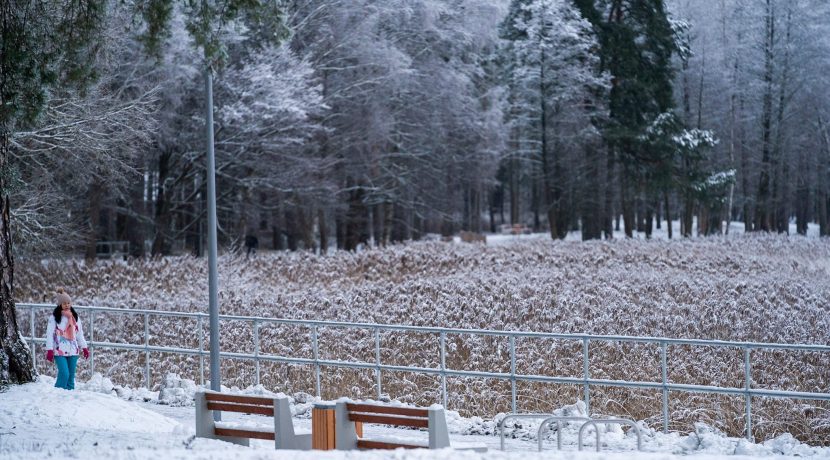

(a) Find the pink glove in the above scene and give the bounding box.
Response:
[82,348,90,359]
[46,350,54,362]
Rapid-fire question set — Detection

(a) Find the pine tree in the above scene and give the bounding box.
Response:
[572,0,678,237]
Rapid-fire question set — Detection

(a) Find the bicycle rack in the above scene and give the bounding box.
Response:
[577,418,643,452]
[498,414,554,451]
[536,416,591,451]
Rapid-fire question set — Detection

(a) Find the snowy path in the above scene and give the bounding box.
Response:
[1,379,827,460]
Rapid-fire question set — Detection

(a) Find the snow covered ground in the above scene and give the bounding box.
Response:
[486,221,821,244]
[2,375,828,460]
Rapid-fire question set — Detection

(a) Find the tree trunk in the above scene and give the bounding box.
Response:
[300,205,315,251]
[664,190,672,239]
[726,90,736,234]
[818,113,830,236]
[371,203,383,247]
[682,188,694,238]
[344,184,368,251]
[795,151,809,235]
[0,133,36,384]
[698,206,709,236]
[85,181,104,260]
[383,201,393,245]
[637,195,646,234]
[621,167,634,238]
[581,144,602,241]
[489,191,496,234]
[509,157,520,225]
[538,56,560,240]
[740,91,752,232]
[755,0,775,232]
[655,198,661,230]
[318,208,328,254]
[122,171,146,257]
[773,5,793,235]
[151,151,173,255]
[603,148,615,239]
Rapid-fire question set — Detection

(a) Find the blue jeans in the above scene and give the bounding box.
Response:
[54,355,79,390]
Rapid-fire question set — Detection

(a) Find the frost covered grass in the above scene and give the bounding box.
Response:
[14,234,830,444]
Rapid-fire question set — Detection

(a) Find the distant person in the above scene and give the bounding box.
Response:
[45,288,89,390]
[245,234,259,258]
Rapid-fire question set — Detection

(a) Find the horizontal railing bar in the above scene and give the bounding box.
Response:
[24,338,830,402]
[19,303,205,319]
[16,303,830,352]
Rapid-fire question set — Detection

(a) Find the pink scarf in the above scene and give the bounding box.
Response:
[61,310,77,340]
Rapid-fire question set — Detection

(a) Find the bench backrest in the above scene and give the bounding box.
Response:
[205,392,276,416]
[335,401,450,450]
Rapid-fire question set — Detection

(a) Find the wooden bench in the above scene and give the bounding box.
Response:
[195,391,311,450]
[460,231,486,244]
[334,401,486,452]
[499,224,530,235]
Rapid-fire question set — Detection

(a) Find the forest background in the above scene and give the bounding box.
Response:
[5,0,830,258]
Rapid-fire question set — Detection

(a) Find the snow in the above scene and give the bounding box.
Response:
[0,378,178,434]
[2,375,828,460]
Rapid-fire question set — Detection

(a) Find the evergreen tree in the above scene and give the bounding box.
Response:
[572,0,679,237]
[500,0,608,239]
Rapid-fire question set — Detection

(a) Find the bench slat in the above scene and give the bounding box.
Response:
[346,403,429,418]
[207,402,274,416]
[205,392,276,406]
[357,439,423,450]
[214,427,275,441]
[349,413,429,428]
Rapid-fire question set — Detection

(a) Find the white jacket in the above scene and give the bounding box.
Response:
[45,315,88,357]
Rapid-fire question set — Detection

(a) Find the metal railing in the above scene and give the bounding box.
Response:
[18,303,830,442]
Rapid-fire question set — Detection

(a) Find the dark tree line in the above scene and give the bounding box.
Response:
[7,0,830,265]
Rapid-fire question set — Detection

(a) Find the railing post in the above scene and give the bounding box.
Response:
[253,320,260,387]
[198,315,205,386]
[375,327,382,400]
[583,338,590,415]
[661,341,668,433]
[745,347,752,442]
[144,313,150,389]
[312,326,321,397]
[440,331,447,408]
[510,334,517,413]
[90,311,95,376]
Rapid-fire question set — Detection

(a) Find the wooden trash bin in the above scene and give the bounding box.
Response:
[312,403,362,450]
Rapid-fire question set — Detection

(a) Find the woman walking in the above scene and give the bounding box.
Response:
[45,288,89,390]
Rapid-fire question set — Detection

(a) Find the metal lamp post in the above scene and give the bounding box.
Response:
[204,66,221,420]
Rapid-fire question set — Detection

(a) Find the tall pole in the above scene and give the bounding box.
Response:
[205,66,221,417]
